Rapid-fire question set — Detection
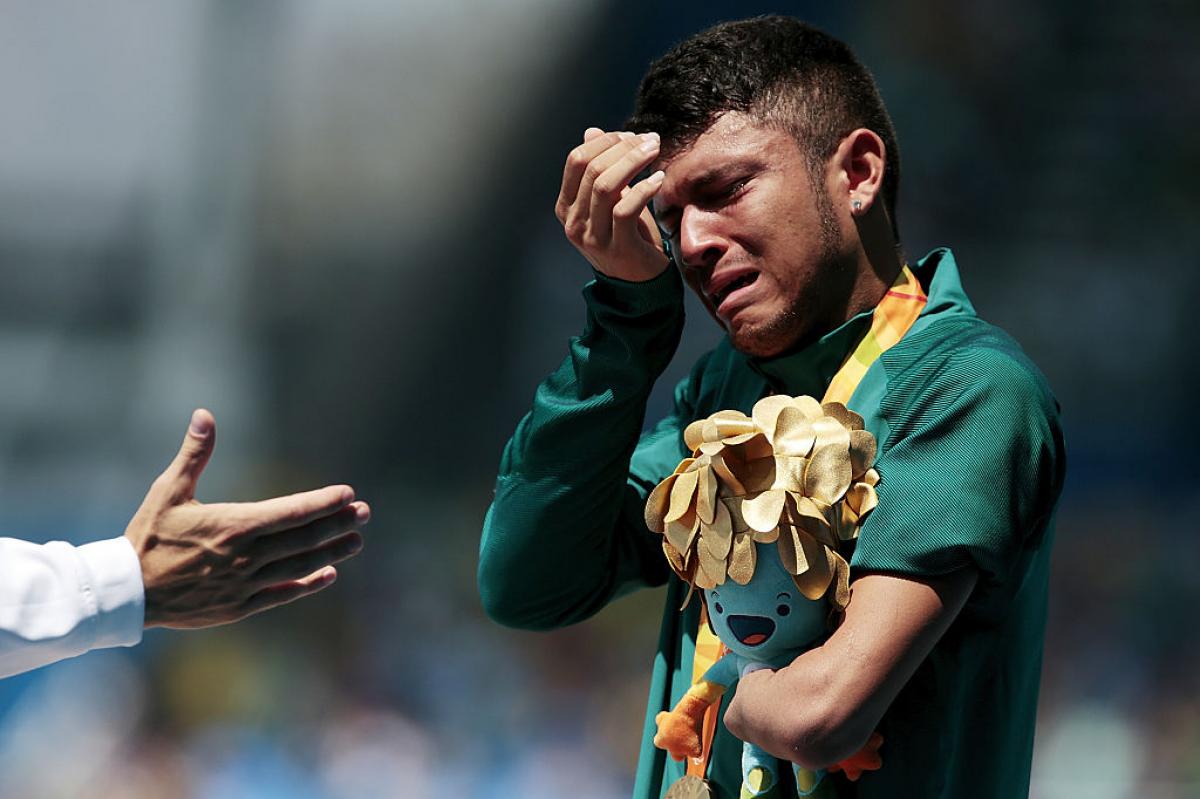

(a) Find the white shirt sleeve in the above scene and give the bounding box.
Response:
[0,536,145,678]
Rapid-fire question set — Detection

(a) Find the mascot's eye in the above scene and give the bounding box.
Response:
[776,604,790,617]
[714,602,724,614]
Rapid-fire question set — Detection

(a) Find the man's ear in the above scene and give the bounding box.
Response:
[830,128,886,217]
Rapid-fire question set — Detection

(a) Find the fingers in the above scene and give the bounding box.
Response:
[585,133,661,244]
[612,169,665,238]
[555,126,670,282]
[557,129,626,221]
[250,531,364,587]
[244,484,357,537]
[250,501,369,564]
[159,409,217,502]
[237,566,338,620]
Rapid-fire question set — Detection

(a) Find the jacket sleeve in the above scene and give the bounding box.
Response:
[477,266,700,631]
[852,344,1066,591]
[0,536,145,678]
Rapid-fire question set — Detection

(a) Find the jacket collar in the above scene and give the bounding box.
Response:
[748,248,972,395]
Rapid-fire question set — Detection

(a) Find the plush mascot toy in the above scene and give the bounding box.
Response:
[645,395,885,798]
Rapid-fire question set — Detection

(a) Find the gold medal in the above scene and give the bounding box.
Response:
[665,774,714,799]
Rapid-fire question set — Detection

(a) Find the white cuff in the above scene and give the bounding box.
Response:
[75,537,145,649]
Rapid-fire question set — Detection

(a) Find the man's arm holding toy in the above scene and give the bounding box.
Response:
[727,339,1061,770]
[725,568,977,769]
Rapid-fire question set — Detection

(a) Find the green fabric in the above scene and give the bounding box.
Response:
[479,249,1066,799]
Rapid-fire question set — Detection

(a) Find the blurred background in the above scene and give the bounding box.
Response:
[0,1,1196,797]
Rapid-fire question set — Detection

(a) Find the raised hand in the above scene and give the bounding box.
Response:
[124,409,369,629]
[555,127,669,282]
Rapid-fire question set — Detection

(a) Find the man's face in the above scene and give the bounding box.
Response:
[653,112,850,358]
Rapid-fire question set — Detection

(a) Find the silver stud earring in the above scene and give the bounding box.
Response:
[852,200,863,212]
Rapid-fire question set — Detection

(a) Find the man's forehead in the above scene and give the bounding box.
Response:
[653,113,782,211]
[653,112,764,171]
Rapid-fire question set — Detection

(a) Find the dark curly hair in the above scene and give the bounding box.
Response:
[626,16,901,238]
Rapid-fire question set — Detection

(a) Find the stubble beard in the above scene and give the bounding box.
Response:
[730,184,845,359]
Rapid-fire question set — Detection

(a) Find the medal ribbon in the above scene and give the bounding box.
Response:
[684,264,927,782]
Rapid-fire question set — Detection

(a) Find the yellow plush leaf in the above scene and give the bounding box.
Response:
[751,395,794,441]
[791,495,832,538]
[707,411,754,442]
[727,432,773,462]
[695,540,725,588]
[838,501,859,540]
[665,469,699,523]
[821,401,865,431]
[787,491,835,547]
[811,416,852,450]
[706,501,734,558]
[771,455,807,491]
[709,454,746,497]
[846,482,878,517]
[773,406,816,457]
[792,535,834,600]
[678,579,698,611]
[751,527,779,544]
[857,482,879,517]
[673,457,697,475]
[804,444,852,505]
[849,430,877,479]
[665,516,697,555]
[738,457,777,494]
[695,466,718,524]
[741,489,786,533]
[727,533,756,585]
[683,420,707,452]
[723,496,748,534]
[777,525,808,575]
[831,553,851,610]
[662,539,686,575]
[644,474,677,533]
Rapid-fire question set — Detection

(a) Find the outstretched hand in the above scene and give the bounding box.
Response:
[555,126,669,282]
[124,409,369,629]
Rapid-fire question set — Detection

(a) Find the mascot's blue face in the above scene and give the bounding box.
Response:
[704,542,828,664]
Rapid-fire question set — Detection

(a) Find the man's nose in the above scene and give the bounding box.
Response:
[677,207,726,271]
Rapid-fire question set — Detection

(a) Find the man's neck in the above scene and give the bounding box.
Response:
[844,215,904,324]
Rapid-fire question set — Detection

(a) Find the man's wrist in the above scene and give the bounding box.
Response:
[585,264,684,318]
[76,537,146,643]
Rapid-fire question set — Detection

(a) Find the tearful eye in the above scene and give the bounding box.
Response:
[714,602,724,615]
[776,604,790,617]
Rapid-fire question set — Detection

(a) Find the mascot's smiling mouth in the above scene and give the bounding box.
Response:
[727,614,776,647]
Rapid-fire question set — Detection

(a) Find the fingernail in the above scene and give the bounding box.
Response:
[188,409,212,437]
[641,131,660,142]
[639,137,659,153]
[647,170,665,183]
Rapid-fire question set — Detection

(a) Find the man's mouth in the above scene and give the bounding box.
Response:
[727,614,776,647]
[708,271,760,316]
